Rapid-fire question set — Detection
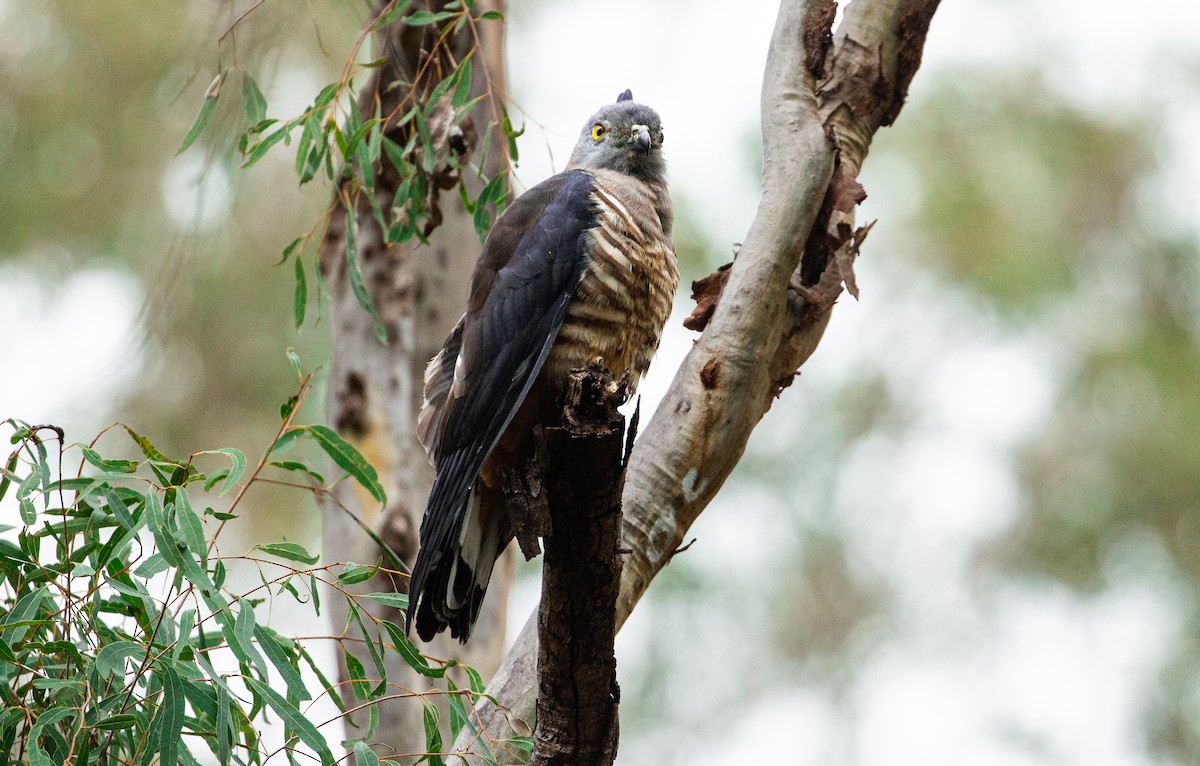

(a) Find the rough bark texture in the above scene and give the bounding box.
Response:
[453,0,941,760]
[528,367,626,766]
[318,1,512,761]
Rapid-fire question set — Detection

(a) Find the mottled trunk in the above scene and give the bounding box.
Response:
[318,1,511,760]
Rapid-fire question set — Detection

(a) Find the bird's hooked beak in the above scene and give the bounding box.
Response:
[631,124,651,153]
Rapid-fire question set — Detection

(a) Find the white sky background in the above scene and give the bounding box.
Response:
[503,2,1200,765]
[3,0,1200,763]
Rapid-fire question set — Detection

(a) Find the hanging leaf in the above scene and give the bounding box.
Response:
[253,624,310,701]
[133,553,170,578]
[344,649,370,700]
[178,72,225,155]
[2,586,48,643]
[242,73,268,125]
[154,664,186,766]
[296,425,385,503]
[0,451,19,501]
[380,619,445,678]
[0,637,16,663]
[244,677,335,765]
[242,126,290,168]
[278,236,304,266]
[421,702,445,765]
[294,251,308,328]
[234,602,267,676]
[173,490,208,568]
[343,205,389,344]
[452,55,474,108]
[472,170,508,241]
[215,683,233,766]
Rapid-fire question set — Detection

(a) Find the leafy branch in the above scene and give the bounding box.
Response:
[0,358,526,765]
[179,0,521,337]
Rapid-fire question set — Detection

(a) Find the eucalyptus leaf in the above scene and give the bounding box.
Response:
[337,563,377,585]
[421,702,445,765]
[371,0,414,30]
[361,592,407,610]
[2,586,48,642]
[354,742,381,766]
[96,640,146,679]
[92,714,138,730]
[242,73,268,125]
[343,208,389,344]
[133,553,170,578]
[233,603,268,677]
[200,447,247,496]
[174,489,207,564]
[300,425,385,503]
[179,72,224,154]
[244,677,335,765]
[253,623,310,701]
[79,445,138,474]
[294,251,308,328]
[216,683,233,766]
[380,619,444,678]
[253,541,319,565]
[404,9,436,25]
[155,664,186,766]
[242,126,290,168]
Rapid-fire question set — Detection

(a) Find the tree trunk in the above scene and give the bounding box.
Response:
[528,368,627,766]
[318,1,511,760]
[453,0,941,760]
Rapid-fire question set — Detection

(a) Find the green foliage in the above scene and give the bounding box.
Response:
[891,71,1155,313]
[182,2,517,337]
[4,4,532,763]
[0,374,503,764]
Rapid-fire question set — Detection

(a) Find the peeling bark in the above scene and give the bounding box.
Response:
[803,0,839,80]
[681,263,731,333]
[452,0,942,760]
[818,0,942,175]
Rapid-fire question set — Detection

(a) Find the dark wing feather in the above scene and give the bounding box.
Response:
[416,316,464,463]
[408,168,598,640]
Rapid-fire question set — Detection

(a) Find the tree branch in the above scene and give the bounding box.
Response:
[453,0,941,759]
[529,367,626,766]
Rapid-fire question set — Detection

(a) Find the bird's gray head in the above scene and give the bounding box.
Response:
[567,89,666,182]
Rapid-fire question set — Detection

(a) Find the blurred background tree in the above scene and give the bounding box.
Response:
[0,2,364,549]
[3,0,1200,764]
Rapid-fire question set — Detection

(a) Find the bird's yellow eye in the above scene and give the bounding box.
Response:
[591,124,606,141]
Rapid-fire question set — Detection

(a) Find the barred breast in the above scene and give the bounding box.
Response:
[547,173,678,393]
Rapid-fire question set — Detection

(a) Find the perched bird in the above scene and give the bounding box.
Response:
[407,90,678,642]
